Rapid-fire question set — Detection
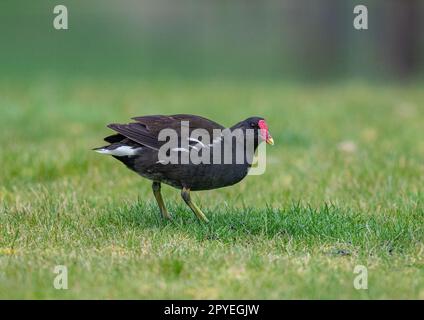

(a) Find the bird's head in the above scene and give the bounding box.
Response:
[245,117,274,145]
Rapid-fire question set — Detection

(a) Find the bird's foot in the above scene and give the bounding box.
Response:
[160,210,173,221]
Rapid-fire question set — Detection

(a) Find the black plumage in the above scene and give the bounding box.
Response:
[95,114,273,222]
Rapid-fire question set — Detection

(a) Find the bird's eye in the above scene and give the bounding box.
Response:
[250,122,256,128]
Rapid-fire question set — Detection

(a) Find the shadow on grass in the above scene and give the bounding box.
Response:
[98,199,422,254]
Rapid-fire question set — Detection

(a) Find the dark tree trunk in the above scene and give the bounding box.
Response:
[382,0,421,78]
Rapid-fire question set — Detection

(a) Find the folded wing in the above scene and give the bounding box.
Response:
[107,114,225,151]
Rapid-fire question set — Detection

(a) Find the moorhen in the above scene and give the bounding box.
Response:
[94,114,274,222]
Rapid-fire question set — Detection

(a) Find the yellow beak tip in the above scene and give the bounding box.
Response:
[267,137,274,145]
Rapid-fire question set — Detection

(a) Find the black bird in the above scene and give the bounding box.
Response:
[94,114,274,222]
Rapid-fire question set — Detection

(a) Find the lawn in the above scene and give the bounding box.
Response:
[0,78,423,299]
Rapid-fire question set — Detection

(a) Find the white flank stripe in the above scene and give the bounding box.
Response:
[188,137,206,148]
[208,136,222,147]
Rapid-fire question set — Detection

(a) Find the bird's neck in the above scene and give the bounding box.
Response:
[228,123,261,152]
[220,125,260,166]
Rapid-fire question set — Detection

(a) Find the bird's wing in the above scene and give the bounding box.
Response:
[131,114,225,136]
[107,122,161,150]
[104,133,126,143]
[107,115,225,150]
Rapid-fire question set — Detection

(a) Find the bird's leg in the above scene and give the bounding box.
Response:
[152,182,172,220]
[181,187,209,223]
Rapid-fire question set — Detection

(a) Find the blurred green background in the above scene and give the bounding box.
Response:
[1,0,423,81]
[0,1,423,299]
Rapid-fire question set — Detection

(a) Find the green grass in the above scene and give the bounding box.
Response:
[0,78,423,299]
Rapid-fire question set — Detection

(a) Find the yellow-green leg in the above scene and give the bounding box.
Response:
[152,182,172,220]
[181,187,209,223]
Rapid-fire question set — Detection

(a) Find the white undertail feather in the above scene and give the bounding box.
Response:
[95,146,142,156]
